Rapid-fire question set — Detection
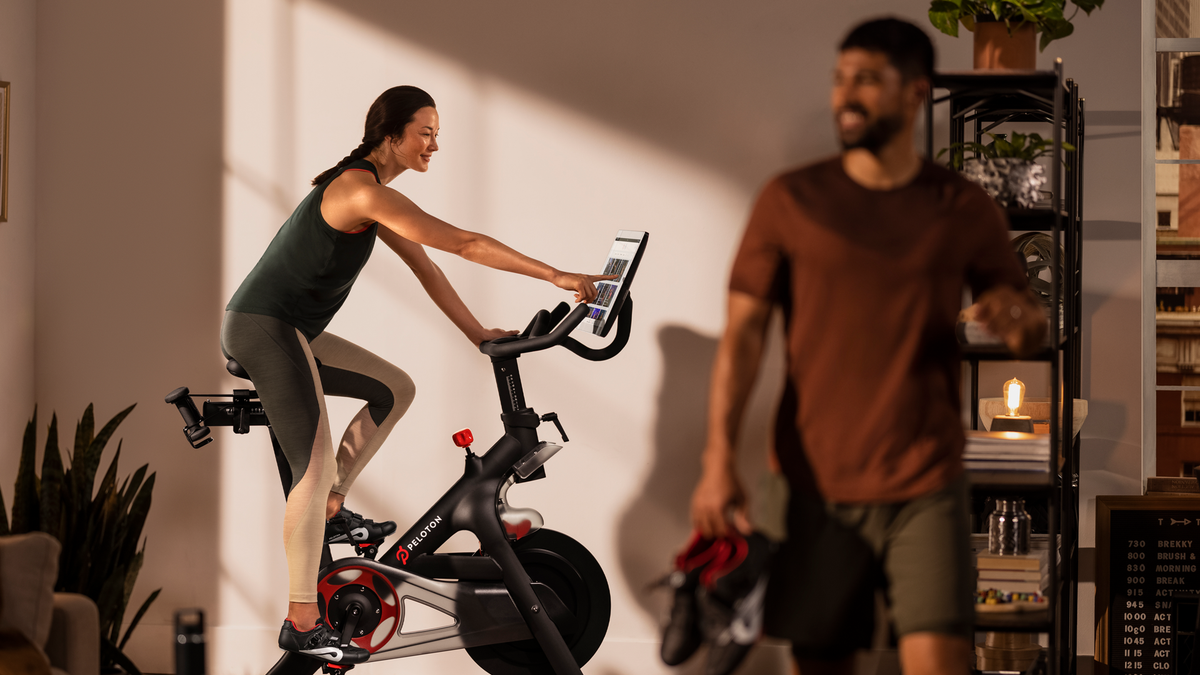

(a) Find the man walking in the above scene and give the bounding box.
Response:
[690,17,1047,675]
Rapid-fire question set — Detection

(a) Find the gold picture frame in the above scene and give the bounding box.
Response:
[0,81,8,222]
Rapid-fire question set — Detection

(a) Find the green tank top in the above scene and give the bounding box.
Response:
[226,159,381,341]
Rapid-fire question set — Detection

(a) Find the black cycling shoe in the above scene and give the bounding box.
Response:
[325,505,396,549]
[697,531,773,675]
[661,567,704,665]
[660,533,724,666]
[278,620,369,665]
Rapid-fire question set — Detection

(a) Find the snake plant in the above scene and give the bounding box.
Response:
[0,404,159,675]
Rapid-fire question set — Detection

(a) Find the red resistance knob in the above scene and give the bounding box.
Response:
[452,428,474,449]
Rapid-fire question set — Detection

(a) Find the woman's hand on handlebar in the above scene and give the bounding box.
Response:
[474,327,518,346]
[552,271,618,304]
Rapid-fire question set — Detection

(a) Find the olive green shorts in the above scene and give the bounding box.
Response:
[764,475,974,660]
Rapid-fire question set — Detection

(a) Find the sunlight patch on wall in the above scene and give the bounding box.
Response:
[220,1,755,670]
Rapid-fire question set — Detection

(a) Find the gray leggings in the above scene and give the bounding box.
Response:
[220,311,415,602]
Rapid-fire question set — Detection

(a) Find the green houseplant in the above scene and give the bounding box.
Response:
[928,0,1105,52]
[938,132,1075,208]
[938,131,1074,169]
[0,404,160,675]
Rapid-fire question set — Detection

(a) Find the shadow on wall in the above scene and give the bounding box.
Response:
[1078,292,1138,444]
[317,0,858,190]
[614,321,786,673]
[614,325,717,626]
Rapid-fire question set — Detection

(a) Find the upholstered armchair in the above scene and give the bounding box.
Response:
[0,532,100,675]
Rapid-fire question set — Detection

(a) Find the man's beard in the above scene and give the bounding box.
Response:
[837,106,904,155]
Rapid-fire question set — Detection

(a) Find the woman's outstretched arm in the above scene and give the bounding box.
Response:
[378,227,516,346]
[328,174,611,303]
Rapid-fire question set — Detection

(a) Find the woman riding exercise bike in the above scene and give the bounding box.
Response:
[221,85,613,665]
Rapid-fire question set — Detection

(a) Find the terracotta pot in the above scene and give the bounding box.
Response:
[974,21,1036,70]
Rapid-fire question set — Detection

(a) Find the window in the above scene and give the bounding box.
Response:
[1147,0,1200,479]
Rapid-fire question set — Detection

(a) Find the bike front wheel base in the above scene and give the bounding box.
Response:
[466,529,610,675]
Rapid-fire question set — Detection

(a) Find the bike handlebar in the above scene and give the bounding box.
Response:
[479,295,633,362]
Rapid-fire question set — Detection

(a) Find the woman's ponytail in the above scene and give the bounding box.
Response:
[310,85,437,187]
[311,140,374,187]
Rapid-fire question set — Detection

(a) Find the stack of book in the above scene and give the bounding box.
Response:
[964,430,1050,473]
[976,552,1043,595]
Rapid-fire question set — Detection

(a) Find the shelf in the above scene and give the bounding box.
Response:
[960,344,1051,360]
[959,333,1070,360]
[974,607,1053,632]
[967,470,1053,489]
[934,70,1060,94]
[932,64,1079,675]
[1007,207,1069,231]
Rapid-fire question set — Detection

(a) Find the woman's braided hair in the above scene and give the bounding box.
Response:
[311,85,437,186]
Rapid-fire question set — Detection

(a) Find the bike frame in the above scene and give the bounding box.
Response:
[169,298,633,675]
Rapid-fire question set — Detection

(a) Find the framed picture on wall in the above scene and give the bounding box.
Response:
[0,81,8,222]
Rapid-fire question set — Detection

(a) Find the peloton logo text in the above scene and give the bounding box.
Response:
[406,516,443,552]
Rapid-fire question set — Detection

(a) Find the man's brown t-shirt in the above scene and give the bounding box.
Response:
[731,157,1028,504]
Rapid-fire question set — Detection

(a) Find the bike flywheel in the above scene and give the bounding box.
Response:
[466,529,610,675]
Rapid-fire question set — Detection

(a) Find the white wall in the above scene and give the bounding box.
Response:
[6,0,1141,673]
[0,0,37,497]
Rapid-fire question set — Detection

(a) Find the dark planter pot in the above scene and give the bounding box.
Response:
[973,15,1036,70]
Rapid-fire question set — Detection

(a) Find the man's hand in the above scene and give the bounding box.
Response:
[965,285,1048,359]
[690,455,752,539]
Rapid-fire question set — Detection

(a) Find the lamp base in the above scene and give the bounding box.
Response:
[991,415,1034,433]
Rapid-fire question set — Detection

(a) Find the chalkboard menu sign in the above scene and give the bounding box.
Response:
[1097,496,1200,675]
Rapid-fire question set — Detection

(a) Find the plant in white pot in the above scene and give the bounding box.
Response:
[928,0,1105,68]
[938,131,1074,208]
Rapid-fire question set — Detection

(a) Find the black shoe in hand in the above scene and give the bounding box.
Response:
[660,533,724,666]
[698,532,773,675]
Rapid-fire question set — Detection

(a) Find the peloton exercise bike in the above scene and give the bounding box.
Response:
[165,232,648,675]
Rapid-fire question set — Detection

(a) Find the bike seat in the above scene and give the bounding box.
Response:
[226,357,321,381]
[226,359,251,381]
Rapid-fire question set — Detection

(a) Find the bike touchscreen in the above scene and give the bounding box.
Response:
[576,229,648,338]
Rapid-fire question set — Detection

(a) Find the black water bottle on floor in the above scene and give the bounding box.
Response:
[175,609,206,675]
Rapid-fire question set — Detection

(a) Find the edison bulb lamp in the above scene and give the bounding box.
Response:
[991,377,1033,433]
[1003,377,1026,417]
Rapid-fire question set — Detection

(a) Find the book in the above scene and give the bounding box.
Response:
[965,430,1051,457]
[977,579,1041,594]
[1146,477,1200,494]
[965,460,1050,472]
[978,569,1042,582]
[976,553,1041,571]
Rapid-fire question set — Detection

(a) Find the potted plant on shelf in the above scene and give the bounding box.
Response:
[938,131,1074,208]
[927,0,1105,69]
[0,404,160,675]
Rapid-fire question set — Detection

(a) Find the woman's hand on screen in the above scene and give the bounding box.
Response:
[552,272,618,304]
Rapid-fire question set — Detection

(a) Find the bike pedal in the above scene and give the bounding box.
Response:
[353,542,380,560]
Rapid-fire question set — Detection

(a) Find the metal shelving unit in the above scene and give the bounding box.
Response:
[926,60,1084,675]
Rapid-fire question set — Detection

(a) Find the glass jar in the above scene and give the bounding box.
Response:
[987,498,1032,555]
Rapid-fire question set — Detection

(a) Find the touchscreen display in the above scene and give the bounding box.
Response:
[577,230,648,337]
